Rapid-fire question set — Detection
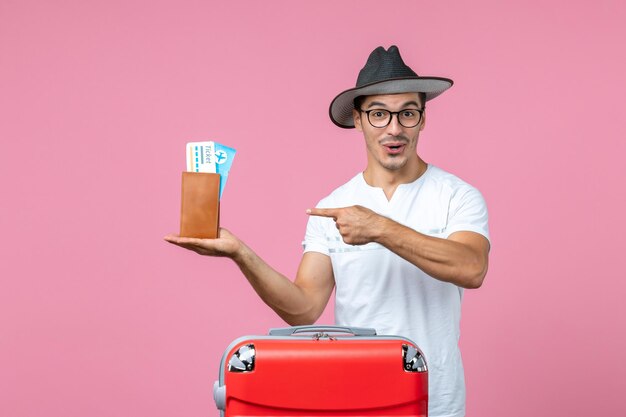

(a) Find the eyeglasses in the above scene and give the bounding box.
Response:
[359,108,424,128]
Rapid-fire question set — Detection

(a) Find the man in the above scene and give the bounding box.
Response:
[165,45,490,417]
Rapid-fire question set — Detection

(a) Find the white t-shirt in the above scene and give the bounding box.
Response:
[302,164,490,417]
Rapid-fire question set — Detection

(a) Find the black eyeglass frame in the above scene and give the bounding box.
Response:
[359,108,424,128]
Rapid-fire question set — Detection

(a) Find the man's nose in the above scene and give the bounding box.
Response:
[386,114,403,136]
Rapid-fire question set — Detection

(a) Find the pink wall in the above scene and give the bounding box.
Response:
[1,1,625,416]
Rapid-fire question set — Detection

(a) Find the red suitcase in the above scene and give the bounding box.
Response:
[213,325,428,416]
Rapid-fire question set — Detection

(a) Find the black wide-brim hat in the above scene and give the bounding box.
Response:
[329,45,454,128]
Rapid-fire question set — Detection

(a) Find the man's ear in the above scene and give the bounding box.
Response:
[353,109,363,132]
[419,111,426,131]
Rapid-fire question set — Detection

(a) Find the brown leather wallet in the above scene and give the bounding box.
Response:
[179,172,220,238]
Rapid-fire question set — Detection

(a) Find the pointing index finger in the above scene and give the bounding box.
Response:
[306,207,340,219]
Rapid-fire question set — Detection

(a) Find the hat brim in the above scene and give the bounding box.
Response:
[329,76,453,128]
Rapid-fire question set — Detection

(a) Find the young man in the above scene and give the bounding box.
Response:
[166,45,490,417]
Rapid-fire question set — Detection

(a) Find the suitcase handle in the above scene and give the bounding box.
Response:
[268,325,377,337]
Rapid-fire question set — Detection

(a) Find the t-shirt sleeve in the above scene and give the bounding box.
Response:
[445,186,490,244]
[302,199,332,255]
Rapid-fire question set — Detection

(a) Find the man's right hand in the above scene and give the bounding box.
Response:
[164,225,335,326]
[164,228,242,258]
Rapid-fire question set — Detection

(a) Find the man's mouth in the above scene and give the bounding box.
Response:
[382,142,406,155]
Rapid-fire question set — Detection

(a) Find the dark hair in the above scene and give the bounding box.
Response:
[353,95,366,111]
[353,92,426,110]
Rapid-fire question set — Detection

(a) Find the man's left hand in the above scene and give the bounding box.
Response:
[306,205,386,245]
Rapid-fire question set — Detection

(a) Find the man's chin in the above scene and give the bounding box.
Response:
[381,158,407,171]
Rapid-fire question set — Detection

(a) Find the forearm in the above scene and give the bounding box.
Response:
[231,243,317,324]
[376,219,487,289]
[165,229,328,325]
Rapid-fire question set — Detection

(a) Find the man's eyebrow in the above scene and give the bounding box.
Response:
[402,101,421,108]
[366,101,387,109]
[366,100,422,109]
